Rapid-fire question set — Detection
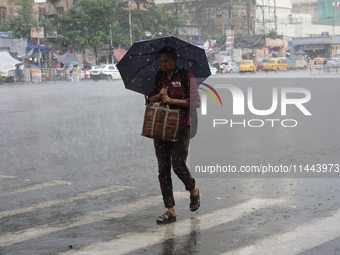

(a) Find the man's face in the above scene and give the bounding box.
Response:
[159,53,177,73]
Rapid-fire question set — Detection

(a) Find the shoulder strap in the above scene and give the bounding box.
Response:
[155,69,164,87]
[178,68,188,97]
[178,68,198,139]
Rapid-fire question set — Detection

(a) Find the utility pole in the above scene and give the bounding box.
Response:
[110,24,114,64]
[262,0,265,33]
[333,7,335,36]
[36,13,41,68]
[274,0,277,30]
[129,1,132,45]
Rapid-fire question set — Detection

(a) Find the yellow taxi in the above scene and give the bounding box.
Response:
[309,57,327,66]
[263,58,288,72]
[239,60,256,74]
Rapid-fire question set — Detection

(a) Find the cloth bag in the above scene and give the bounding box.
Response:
[141,102,180,142]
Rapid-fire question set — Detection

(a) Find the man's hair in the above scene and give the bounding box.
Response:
[158,47,177,58]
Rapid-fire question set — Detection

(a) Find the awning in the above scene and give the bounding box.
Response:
[0,52,22,74]
[17,48,34,59]
[301,44,326,50]
[53,51,74,65]
[26,39,51,54]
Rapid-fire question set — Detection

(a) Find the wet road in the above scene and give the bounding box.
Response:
[0,75,340,255]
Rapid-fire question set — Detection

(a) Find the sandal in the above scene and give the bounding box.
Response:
[190,189,200,212]
[156,211,177,224]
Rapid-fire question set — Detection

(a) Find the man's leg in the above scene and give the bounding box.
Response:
[171,127,195,191]
[154,139,174,208]
[172,127,199,211]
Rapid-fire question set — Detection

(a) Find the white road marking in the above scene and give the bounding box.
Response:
[0,185,133,220]
[0,192,188,247]
[59,198,284,255]
[0,181,72,197]
[220,208,340,255]
[0,175,17,179]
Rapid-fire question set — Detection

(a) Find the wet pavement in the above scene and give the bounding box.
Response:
[0,76,340,255]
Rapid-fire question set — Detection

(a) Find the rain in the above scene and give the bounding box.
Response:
[1,0,340,254]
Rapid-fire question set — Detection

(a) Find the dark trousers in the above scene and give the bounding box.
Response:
[154,127,196,208]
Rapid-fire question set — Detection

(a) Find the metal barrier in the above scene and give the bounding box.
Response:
[310,65,325,75]
[55,69,69,81]
[7,70,15,83]
[27,69,42,83]
[41,69,55,82]
[8,69,30,83]
[5,68,75,83]
[310,64,340,75]
[324,64,340,74]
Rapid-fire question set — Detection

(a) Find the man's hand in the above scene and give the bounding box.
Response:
[159,87,168,96]
[161,94,173,105]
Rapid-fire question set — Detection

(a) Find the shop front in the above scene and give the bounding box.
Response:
[292,37,332,58]
[265,38,286,58]
[299,44,330,59]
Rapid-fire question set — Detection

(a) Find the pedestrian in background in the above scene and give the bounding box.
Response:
[72,65,78,83]
[84,67,90,80]
[76,65,80,82]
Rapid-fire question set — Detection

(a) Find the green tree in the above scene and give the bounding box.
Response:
[57,0,182,56]
[126,3,183,42]
[269,29,278,39]
[57,0,123,61]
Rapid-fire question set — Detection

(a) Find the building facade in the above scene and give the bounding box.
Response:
[156,0,256,39]
[291,0,318,23]
[0,0,72,25]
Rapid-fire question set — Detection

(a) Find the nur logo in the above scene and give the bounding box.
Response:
[198,83,223,115]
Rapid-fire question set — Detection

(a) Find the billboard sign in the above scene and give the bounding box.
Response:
[226,30,234,53]
[31,27,44,38]
[0,31,12,38]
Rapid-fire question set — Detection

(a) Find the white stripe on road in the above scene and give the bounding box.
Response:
[0,185,133,220]
[0,181,72,197]
[0,175,17,179]
[0,192,188,247]
[220,208,340,255]
[59,198,284,255]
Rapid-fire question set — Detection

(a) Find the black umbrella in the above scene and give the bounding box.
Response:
[117,36,211,95]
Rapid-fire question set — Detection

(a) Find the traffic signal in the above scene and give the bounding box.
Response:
[45,14,58,18]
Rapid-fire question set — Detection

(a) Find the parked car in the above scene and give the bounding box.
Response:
[239,60,256,74]
[263,59,288,72]
[292,56,308,70]
[284,59,296,70]
[209,65,218,75]
[223,62,239,74]
[309,57,327,66]
[262,57,270,65]
[90,64,121,81]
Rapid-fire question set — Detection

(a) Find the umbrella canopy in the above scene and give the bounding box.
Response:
[71,61,79,65]
[117,36,211,95]
[296,50,306,55]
